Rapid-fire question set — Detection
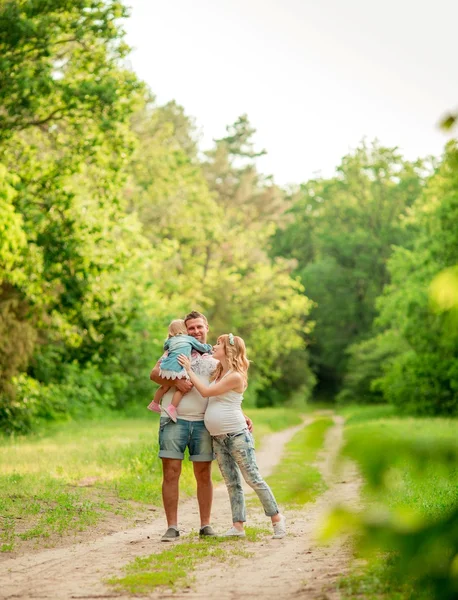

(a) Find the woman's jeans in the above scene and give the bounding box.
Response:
[212,429,279,523]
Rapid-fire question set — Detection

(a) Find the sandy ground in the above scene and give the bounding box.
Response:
[0,414,360,600]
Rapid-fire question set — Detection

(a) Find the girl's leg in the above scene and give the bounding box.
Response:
[170,389,184,408]
[213,437,246,529]
[154,385,171,404]
[231,433,280,520]
[147,385,171,413]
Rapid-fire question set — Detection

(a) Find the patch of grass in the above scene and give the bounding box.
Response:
[336,413,458,600]
[0,410,301,550]
[338,557,431,600]
[247,407,303,445]
[265,416,334,506]
[337,404,399,425]
[107,526,268,594]
[0,472,114,550]
[0,417,193,550]
[343,418,458,520]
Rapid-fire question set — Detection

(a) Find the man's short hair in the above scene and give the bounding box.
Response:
[184,310,208,326]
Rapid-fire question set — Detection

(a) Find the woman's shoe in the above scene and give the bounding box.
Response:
[272,514,286,539]
[221,526,246,537]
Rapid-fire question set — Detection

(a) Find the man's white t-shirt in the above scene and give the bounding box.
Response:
[161,352,217,421]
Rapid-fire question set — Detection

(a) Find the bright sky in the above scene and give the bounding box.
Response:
[124,0,458,185]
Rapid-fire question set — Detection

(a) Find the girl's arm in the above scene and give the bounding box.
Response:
[178,355,243,397]
[188,338,213,355]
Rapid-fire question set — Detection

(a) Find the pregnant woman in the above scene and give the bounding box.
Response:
[178,333,286,539]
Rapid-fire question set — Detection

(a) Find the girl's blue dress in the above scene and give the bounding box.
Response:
[159,335,212,376]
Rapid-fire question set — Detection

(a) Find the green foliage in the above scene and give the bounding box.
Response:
[337,557,427,600]
[361,142,458,415]
[200,117,314,399]
[0,0,151,432]
[272,142,425,390]
[0,0,139,141]
[325,413,458,600]
[337,331,410,405]
[0,4,315,431]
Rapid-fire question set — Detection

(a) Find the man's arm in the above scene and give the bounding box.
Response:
[150,360,193,393]
[244,413,253,433]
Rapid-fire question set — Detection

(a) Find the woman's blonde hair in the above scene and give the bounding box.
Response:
[210,334,250,386]
[167,319,187,337]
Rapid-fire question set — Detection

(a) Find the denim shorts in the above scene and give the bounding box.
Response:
[158,417,214,462]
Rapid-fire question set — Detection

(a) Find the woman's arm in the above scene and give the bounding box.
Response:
[178,355,243,397]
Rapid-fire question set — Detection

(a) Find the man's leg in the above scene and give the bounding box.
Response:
[193,461,213,527]
[158,417,188,534]
[161,458,182,527]
[189,420,215,530]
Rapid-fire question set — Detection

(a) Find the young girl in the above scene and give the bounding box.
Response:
[178,333,286,539]
[147,319,213,422]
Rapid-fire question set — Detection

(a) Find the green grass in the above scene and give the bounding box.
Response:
[337,557,430,600]
[344,417,458,520]
[107,526,269,594]
[265,416,334,506]
[337,406,458,600]
[0,409,301,551]
[0,472,113,549]
[337,404,400,425]
[246,407,303,442]
[0,416,193,551]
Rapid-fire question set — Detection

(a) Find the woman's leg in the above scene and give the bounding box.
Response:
[213,437,246,527]
[230,433,279,519]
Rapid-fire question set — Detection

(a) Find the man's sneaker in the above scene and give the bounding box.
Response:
[221,526,246,538]
[147,401,161,414]
[161,526,180,542]
[199,525,217,537]
[272,514,286,539]
[164,405,178,423]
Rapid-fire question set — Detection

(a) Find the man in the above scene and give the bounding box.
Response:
[150,310,252,541]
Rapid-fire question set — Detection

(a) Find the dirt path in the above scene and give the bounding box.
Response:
[0,415,360,600]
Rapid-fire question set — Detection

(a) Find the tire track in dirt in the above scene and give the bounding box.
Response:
[0,415,359,600]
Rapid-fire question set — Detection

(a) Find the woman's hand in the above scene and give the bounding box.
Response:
[178,354,192,373]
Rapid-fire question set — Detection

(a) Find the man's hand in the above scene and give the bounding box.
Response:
[150,361,193,393]
[244,414,253,433]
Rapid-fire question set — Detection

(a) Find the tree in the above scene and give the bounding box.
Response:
[200,116,315,403]
[0,0,149,431]
[367,142,458,415]
[272,142,426,394]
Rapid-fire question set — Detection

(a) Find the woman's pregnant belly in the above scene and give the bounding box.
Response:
[204,398,246,436]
